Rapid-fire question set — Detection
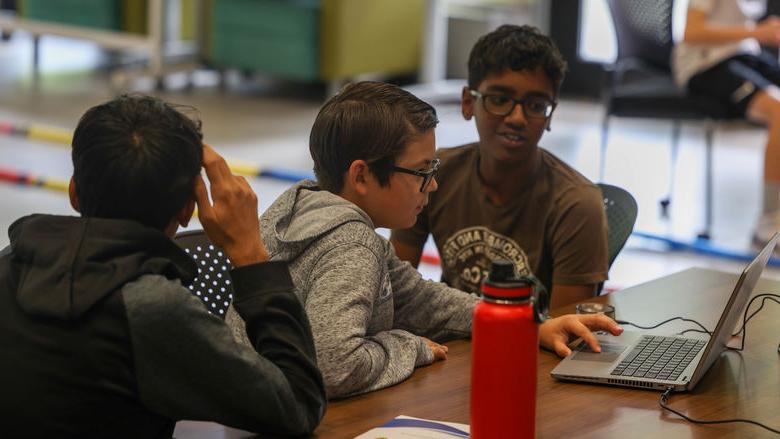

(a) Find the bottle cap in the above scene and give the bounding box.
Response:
[487,260,516,283]
[481,261,532,300]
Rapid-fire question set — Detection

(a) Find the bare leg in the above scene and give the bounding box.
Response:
[746,87,780,243]
[747,88,780,196]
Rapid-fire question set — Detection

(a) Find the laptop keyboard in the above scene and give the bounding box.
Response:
[610,335,707,381]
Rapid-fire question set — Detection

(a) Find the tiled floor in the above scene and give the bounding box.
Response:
[2,33,780,294]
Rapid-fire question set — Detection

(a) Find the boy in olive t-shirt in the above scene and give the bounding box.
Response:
[390,25,608,308]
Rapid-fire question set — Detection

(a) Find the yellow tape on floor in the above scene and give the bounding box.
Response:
[27,126,73,145]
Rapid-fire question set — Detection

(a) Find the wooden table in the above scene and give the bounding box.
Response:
[175,268,780,438]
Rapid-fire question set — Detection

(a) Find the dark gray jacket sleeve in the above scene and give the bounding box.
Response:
[123,262,326,436]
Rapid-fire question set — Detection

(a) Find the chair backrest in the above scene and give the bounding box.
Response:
[606,0,675,71]
[598,183,638,269]
[173,230,234,319]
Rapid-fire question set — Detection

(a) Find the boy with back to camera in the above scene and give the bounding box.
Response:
[0,95,326,437]
[391,25,609,308]
[226,81,622,399]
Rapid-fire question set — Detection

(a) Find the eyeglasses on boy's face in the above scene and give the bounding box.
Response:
[469,90,556,119]
[392,158,440,193]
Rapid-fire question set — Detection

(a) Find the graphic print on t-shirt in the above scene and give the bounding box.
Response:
[441,226,531,294]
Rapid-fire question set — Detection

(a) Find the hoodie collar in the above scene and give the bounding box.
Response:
[262,180,375,259]
[8,214,196,320]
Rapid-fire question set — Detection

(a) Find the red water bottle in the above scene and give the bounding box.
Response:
[471,260,547,439]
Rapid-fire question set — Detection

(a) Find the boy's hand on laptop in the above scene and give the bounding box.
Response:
[421,337,448,361]
[540,314,623,357]
[195,143,269,267]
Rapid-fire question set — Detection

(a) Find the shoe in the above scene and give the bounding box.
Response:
[752,211,780,254]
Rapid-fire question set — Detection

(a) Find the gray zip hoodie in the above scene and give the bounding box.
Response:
[227,180,477,398]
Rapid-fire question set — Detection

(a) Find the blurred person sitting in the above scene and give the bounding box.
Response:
[674,0,780,247]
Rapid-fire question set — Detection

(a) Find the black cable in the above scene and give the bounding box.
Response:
[659,388,780,435]
[651,297,780,434]
[732,294,780,336]
[678,328,712,336]
[618,295,780,351]
[727,294,780,352]
[616,316,711,335]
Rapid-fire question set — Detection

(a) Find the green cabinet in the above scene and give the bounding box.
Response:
[22,0,122,31]
[211,0,320,81]
[208,0,424,83]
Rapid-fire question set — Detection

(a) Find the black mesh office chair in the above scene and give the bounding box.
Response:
[174,230,234,319]
[598,183,638,269]
[602,0,736,240]
[597,183,638,295]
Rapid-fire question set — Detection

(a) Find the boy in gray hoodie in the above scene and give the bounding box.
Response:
[228,81,622,399]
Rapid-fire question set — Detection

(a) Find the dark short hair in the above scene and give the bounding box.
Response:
[468,25,567,93]
[71,94,203,230]
[309,81,439,193]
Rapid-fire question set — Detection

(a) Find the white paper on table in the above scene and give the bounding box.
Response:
[354,415,470,438]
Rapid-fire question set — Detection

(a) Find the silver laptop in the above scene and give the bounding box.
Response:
[551,232,779,391]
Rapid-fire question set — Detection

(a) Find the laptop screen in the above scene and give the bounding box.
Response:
[687,232,779,388]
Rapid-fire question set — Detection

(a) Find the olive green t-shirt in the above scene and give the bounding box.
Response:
[391,143,608,295]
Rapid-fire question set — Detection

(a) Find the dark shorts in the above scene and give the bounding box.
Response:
[687,53,780,117]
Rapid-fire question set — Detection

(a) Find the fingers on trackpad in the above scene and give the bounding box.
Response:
[571,341,627,363]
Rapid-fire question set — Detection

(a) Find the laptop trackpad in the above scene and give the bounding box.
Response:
[571,340,627,363]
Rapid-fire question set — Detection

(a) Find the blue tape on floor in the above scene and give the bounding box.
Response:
[258,169,313,183]
[632,231,780,267]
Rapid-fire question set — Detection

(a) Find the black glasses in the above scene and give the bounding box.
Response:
[469,90,556,119]
[392,158,440,192]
